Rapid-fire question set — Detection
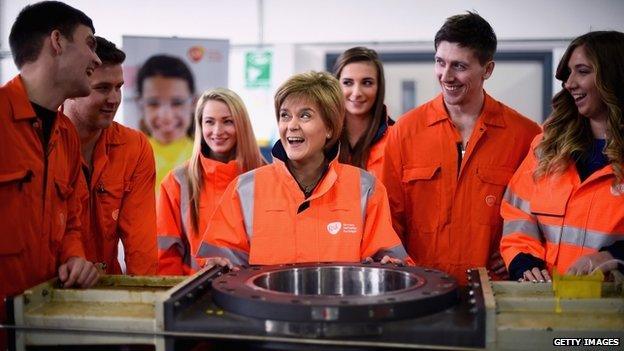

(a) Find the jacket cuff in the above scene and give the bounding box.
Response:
[508,253,545,280]
[60,237,86,264]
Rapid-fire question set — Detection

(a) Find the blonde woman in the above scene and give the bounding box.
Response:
[501,31,624,282]
[157,88,265,275]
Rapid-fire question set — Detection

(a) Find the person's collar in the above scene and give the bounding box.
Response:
[200,153,239,174]
[426,91,506,128]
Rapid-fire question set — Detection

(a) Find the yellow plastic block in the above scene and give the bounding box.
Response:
[553,269,604,299]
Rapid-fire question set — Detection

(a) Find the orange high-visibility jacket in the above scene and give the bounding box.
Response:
[80,121,157,275]
[157,157,239,275]
[382,93,541,284]
[500,135,624,275]
[366,129,389,179]
[0,76,87,317]
[197,142,410,266]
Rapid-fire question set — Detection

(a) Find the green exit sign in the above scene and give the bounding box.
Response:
[245,51,272,88]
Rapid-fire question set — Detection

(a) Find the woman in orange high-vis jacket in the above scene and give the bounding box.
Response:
[197,72,411,266]
[157,88,265,275]
[333,47,393,179]
[501,31,624,282]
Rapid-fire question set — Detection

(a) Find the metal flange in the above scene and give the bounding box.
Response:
[212,262,458,323]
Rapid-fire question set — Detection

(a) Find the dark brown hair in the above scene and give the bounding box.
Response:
[434,11,496,65]
[333,46,386,169]
[95,36,125,66]
[9,1,95,68]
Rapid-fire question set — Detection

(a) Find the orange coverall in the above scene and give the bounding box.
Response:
[0,76,86,324]
[197,142,411,266]
[80,121,157,275]
[382,93,541,284]
[157,157,239,275]
[365,130,389,179]
[500,135,624,275]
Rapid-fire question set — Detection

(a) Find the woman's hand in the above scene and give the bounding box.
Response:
[202,257,238,271]
[520,267,551,282]
[363,255,405,266]
[566,251,616,275]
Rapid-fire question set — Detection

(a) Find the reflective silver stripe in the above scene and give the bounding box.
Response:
[197,242,249,266]
[503,188,531,215]
[539,223,561,245]
[157,235,184,251]
[190,257,201,270]
[237,171,256,241]
[540,224,624,250]
[359,169,375,222]
[503,219,542,241]
[172,166,193,268]
[173,167,191,240]
[372,244,410,261]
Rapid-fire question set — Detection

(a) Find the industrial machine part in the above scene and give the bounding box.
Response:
[211,263,458,322]
[4,265,624,350]
[479,269,624,350]
[6,275,185,350]
[164,263,482,349]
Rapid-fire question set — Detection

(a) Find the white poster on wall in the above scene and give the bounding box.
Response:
[121,35,229,130]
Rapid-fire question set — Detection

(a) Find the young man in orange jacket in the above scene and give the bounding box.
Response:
[381,12,541,285]
[64,37,158,275]
[0,1,102,346]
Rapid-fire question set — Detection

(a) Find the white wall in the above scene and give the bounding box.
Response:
[263,0,624,43]
[2,0,623,138]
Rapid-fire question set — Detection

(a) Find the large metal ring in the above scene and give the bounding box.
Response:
[212,262,458,322]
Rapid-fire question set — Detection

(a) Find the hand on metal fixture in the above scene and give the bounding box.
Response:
[58,256,99,288]
[488,251,509,279]
[363,255,404,266]
[203,256,238,271]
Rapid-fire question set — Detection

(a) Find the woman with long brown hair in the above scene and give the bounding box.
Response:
[157,88,265,275]
[501,31,624,282]
[333,47,391,177]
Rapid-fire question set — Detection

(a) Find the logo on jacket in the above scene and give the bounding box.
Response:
[327,222,341,235]
[485,195,497,207]
[611,183,624,196]
[112,209,120,221]
[327,222,358,235]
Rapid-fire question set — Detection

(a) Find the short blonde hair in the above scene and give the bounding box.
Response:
[274,71,345,150]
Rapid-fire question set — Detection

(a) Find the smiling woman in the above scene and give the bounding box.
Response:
[196,71,413,268]
[501,31,624,282]
[157,88,265,275]
[333,47,391,178]
[274,72,343,194]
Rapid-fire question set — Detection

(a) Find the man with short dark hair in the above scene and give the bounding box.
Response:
[0,1,101,343]
[382,12,542,284]
[64,37,158,275]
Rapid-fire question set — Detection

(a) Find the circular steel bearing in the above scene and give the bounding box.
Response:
[212,262,458,322]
